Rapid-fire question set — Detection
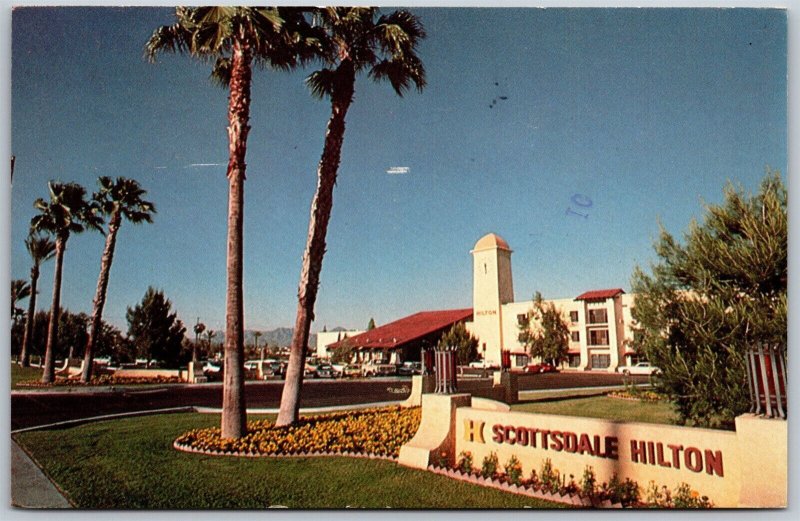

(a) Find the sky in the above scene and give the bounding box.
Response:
[6,6,787,334]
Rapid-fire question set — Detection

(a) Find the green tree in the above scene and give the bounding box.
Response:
[82,177,155,382]
[437,322,479,366]
[330,337,355,364]
[146,6,318,440]
[278,7,426,426]
[30,181,102,383]
[367,318,376,330]
[19,233,56,366]
[631,171,786,428]
[126,287,187,369]
[517,292,570,366]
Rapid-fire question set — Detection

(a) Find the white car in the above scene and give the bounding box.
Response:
[468,360,499,369]
[618,362,660,376]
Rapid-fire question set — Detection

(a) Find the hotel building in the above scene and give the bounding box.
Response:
[465,233,638,372]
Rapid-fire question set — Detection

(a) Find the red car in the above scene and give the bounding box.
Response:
[523,363,559,374]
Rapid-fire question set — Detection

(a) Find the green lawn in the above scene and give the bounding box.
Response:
[14,412,567,509]
[511,395,677,425]
[11,363,42,389]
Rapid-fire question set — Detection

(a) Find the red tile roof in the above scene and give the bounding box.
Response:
[328,308,474,350]
[574,288,625,301]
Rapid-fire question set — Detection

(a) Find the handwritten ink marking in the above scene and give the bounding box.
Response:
[571,194,593,207]
[566,193,592,219]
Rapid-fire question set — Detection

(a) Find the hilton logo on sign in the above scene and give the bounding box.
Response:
[463,419,724,477]
[475,310,497,316]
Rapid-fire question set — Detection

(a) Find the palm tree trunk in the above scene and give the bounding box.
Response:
[20,265,39,367]
[42,237,66,384]
[82,213,120,383]
[221,39,252,439]
[277,71,354,427]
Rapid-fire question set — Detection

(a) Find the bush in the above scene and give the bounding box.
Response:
[503,455,523,485]
[480,451,498,478]
[457,451,473,474]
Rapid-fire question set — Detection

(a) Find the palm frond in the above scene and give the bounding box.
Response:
[211,57,232,87]
[305,68,337,100]
[369,56,426,96]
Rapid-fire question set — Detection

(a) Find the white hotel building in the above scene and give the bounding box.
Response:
[465,233,639,372]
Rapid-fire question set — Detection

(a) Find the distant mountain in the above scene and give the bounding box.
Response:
[207,328,317,348]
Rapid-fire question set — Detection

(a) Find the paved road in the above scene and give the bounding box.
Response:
[11,372,648,431]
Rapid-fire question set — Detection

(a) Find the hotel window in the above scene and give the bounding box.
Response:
[517,313,527,325]
[569,311,579,323]
[588,309,608,324]
[589,329,609,346]
[515,354,529,367]
[568,355,581,368]
[571,331,580,342]
[590,354,610,369]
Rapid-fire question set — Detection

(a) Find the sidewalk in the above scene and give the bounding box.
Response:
[11,439,72,508]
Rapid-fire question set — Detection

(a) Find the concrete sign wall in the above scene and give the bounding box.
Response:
[399,393,787,508]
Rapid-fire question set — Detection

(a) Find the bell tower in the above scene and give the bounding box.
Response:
[471,233,513,364]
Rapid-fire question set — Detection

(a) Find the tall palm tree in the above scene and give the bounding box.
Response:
[277,7,426,426]
[253,330,263,359]
[146,6,320,439]
[19,234,56,367]
[81,177,155,383]
[193,319,206,362]
[31,181,102,383]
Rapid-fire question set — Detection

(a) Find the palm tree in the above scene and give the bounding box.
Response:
[146,6,321,440]
[81,177,155,383]
[253,330,263,360]
[277,7,426,426]
[11,279,31,322]
[206,329,216,351]
[19,234,56,367]
[193,319,206,362]
[30,181,102,383]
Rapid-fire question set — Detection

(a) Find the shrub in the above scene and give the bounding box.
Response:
[539,458,560,492]
[457,451,473,474]
[480,451,498,478]
[580,466,598,499]
[602,474,640,507]
[503,455,523,485]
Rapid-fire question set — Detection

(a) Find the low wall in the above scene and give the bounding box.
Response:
[399,393,787,508]
[113,368,186,380]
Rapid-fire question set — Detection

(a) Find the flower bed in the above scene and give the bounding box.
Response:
[429,451,713,509]
[174,406,421,458]
[607,390,665,402]
[16,374,183,387]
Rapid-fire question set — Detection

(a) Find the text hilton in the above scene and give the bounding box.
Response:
[464,421,724,477]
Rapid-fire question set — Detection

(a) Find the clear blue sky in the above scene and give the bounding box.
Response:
[8,7,787,333]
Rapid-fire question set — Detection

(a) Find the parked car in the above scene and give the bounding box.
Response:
[468,359,500,369]
[398,361,422,376]
[203,360,223,381]
[243,360,261,371]
[331,363,346,378]
[342,364,361,378]
[361,360,397,377]
[618,362,660,376]
[524,363,559,374]
[304,361,320,377]
[315,363,336,378]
